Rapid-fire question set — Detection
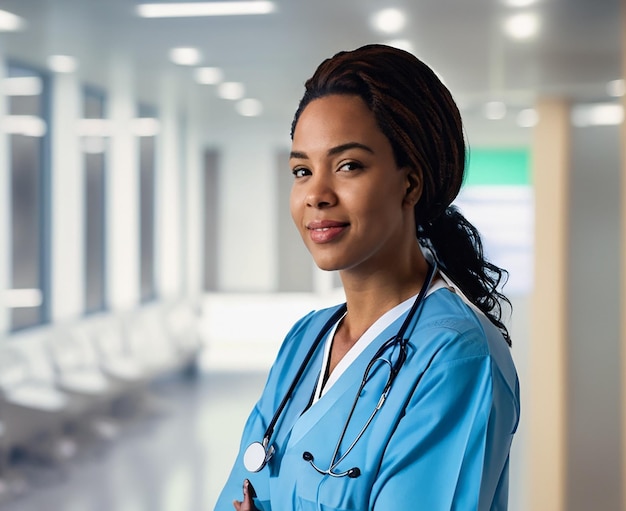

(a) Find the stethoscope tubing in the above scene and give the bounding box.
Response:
[248,258,437,477]
[260,304,348,448]
[305,260,437,477]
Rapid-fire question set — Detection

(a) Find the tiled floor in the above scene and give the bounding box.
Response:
[1,371,268,511]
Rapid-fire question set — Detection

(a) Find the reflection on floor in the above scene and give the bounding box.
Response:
[1,371,268,511]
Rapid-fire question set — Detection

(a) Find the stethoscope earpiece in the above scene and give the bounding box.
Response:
[302,450,361,478]
[347,467,361,479]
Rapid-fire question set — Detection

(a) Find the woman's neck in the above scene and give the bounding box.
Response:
[336,246,430,349]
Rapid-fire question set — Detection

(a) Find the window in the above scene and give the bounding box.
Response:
[6,63,50,330]
[82,86,107,313]
[203,149,219,291]
[138,104,157,302]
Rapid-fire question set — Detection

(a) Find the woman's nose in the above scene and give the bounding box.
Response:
[305,174,336,208]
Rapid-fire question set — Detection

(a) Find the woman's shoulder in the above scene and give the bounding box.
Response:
[293,303,345,329]
[272,303,345,359]
[413,288,516,377]
[408,288,519,420]
[419,287,488,338]
[282,303,345,341]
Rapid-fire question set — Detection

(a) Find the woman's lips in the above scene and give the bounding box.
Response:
[306,220,349,244]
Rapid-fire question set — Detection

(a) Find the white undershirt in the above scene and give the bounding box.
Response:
[312,279,449,404]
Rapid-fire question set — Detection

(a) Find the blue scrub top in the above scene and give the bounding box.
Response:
[215,287,520,510]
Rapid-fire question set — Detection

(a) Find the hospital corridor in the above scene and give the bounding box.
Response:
[0,1,625,510]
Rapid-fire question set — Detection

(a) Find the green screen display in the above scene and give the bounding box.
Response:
[464,148,530,186]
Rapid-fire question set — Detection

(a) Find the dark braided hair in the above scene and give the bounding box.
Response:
[291,44,512,346]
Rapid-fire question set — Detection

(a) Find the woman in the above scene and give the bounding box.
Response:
[215,44,520,511]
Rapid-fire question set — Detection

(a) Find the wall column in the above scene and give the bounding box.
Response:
[107,54,139,311]
[621,0,626,507]
[529,97,570,511]
[155,72,183,299]
[183,82,203,301]
[0,49,9,334]
[50,71,84,321]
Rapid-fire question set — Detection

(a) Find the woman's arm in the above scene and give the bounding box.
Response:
[371,351,519,510]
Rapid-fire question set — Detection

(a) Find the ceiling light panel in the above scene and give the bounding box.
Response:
[484,101,507,120]
[195,67,224,85]
[0,9,24,31]
[137,1,275,18]
[371,8,406,34]
[503,12,540,40]
[169,47,202,66]
[218,82,245,100]
[502,0,539,7]
[571,103,623,127]
[236,98,263,117]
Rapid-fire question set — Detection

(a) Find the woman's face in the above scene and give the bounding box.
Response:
[290,94,418,274]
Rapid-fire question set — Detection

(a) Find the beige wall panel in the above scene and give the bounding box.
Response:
[530,98,570,511]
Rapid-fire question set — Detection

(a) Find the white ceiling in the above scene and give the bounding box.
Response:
[0,0,622,145]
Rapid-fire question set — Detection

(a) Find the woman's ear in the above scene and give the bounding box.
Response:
[403,168,423,206]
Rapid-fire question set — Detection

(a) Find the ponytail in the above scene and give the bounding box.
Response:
[418,206,512,346]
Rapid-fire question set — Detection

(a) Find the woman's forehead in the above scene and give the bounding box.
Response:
[292,95,381,144]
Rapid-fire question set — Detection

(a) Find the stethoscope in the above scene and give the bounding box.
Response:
[243,259,437,479]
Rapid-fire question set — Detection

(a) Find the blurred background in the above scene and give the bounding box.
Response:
[0,0,623,509]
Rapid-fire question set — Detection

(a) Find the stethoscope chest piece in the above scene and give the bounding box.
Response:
[244,441,274,473]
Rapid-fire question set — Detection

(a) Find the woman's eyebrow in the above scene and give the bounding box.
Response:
[290,142,374,161]
[289,150,308,160]
[327,142,374,156]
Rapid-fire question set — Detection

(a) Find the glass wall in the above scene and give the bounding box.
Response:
[6,63,50,330]
[82,86,107,314]
[203,148,219,291]
[138,104,157,303]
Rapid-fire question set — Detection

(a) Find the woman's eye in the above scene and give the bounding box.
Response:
[292,167,311,178]
[338,161,363,172]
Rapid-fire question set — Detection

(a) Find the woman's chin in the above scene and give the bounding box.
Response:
[312,257,343,273]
